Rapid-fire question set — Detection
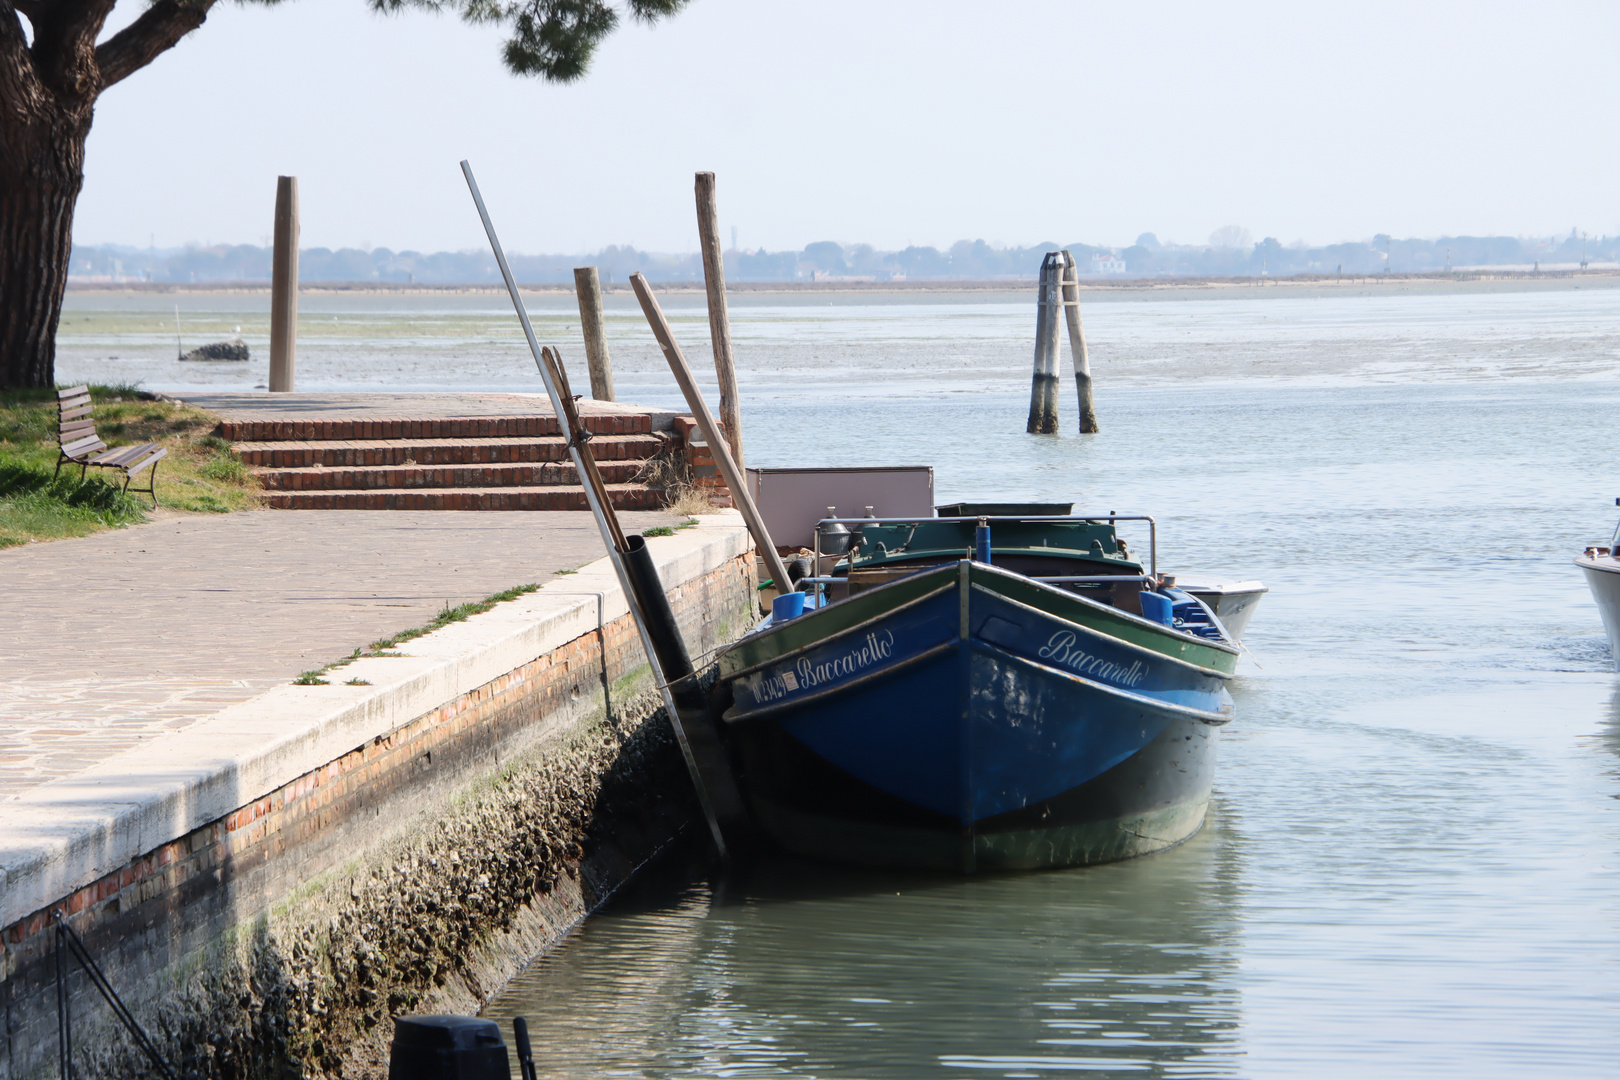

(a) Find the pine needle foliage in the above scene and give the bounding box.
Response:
[369,0,689,82]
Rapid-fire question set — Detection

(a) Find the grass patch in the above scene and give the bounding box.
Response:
[664,485,717,518]
[0,383,262,545]
[0,460,148,543]
[642,525,675,537]
[294,582,541,684]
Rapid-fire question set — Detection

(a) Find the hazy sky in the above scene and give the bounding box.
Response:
[76,0,1619,254]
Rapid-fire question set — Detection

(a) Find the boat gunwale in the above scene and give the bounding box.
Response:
[970,561,1242,658]
[718,570,958,680]
[722,640,959,724]
[966,580,1237,680]
[971,638,1235,726]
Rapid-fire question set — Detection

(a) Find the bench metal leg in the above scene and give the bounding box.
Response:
[126,459,159,509]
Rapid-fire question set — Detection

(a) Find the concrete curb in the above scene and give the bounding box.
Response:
[0,512,751,930]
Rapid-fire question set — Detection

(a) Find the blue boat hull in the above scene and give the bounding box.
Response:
[722,563,1233,871]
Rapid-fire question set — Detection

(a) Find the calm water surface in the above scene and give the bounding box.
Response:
[64,285,1620,1077]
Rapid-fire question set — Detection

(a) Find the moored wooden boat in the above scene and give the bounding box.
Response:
[716,512,1248,872]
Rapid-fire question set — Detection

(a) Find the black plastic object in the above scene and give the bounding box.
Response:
[513,1017,538,1080]
[623,534,697,692]
[623,532,754,852]
[388,1015,510,1080]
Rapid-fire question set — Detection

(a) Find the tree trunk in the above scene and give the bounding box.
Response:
[0,104,90,390]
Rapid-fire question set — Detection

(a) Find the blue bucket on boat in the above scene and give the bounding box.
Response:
[1139,591,1174,626]
[773,592,806,623]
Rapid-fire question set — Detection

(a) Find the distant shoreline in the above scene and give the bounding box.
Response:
[64,267,1620,301]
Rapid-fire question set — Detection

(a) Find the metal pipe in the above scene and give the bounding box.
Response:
[460,160,740,859]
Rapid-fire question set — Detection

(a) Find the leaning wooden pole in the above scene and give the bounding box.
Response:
[461,160,745,858]
[1060,250,1099,433]
[630,272,793,597]
[572,266,615,401]
[1025,252,1061,433]
[268,176,299,393]
[694,172,743,469]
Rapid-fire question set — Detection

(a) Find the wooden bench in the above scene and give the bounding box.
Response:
[53,385,167,507]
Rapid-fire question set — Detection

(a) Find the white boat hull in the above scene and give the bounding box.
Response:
[1577,554,1620,671]
[1177,578,1268,643]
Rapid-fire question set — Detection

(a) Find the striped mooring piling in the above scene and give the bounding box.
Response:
[1025,252,1063,434]
[1026,249,1099,435]
[1060,250,1099,434]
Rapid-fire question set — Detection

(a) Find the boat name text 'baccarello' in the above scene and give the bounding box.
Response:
[1037,631,1148,687]
[751,630,897,701]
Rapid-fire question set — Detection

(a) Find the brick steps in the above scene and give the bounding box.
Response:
[218,414,650,443]
[223,409,675,511]
[262,484,664,511]
[234,434,662,469]
[255,460,647,491]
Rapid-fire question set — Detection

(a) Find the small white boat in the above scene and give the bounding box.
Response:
[1577,509,1620,670]
[1174,577,1268,643]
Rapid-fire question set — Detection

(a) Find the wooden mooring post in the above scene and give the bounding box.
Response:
[1025,251,1062,433]
[572,266,615,400]
[694,172,743,469]
[1060,249,1099,433]
[268,176,299,393]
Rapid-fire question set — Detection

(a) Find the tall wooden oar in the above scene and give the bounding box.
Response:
[460,161,747,858]
[629,272,794,597]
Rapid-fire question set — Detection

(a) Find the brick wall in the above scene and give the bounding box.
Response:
[672,416,734,508]
[1,551,756,1080]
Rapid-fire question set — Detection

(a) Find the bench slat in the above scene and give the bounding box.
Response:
[59,403,93,421]
[62,435,106,458]
[58,397,91,414]
[122,447,167,476]
[92,443,165,467]
[57,385,89,400]
[59,419,96,437]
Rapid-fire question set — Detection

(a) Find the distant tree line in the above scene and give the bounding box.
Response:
[67,230,1617,286]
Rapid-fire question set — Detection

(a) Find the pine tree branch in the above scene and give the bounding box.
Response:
[30,0,119,99]
[95,0,215,90]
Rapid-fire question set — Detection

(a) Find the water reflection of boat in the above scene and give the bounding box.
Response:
[717,510,1251,872]
[483,820,1245,1080]
[1577,508,1620,670]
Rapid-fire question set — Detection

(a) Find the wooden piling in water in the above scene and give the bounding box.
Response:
[1060,250,1099,433]
[694,172,743,469]
[268,176,299,393]
[572,266,615,401]
[1025,252,1061,433]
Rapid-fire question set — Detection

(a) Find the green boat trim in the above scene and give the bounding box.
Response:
[722,578,956,680]
[720,558,1238,683]
[971,563,1239,674]
[719,563,957,677]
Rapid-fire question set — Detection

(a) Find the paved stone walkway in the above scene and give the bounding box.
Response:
[0,509,673,803]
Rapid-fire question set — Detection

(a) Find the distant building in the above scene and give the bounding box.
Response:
[1091,252,1126,275]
